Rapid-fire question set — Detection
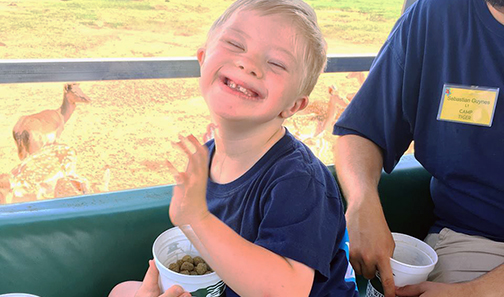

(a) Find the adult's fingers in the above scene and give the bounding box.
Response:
[376,257,396,297]
[359,256,378,280]
[349,257,363,277]
[395,282,427,296]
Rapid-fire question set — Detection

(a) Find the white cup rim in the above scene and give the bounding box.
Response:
[152,227,218,280]
[390,233,438,270]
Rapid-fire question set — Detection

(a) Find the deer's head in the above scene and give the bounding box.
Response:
[64,83,92,104]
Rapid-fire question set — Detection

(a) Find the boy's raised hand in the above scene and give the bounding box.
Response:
[167,134,211,227]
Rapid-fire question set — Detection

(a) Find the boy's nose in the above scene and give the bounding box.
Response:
[236,59,263,78]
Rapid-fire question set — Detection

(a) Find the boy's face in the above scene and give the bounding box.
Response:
[198,10,308,126]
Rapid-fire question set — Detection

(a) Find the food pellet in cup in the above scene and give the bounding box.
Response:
[168,254,212,275]
[168,262,180,273]
[195,263,208,275]
[180,262,194,272]
[182,255,194,264]
[193,256,205,266]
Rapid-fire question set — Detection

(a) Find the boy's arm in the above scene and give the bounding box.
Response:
[333,134,396,297]
[168,135,314,297]
[185,213,315,297]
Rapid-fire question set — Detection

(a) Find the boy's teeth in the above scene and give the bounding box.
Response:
[227,80,254,97]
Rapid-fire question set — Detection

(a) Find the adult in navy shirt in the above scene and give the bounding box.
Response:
[333,0,504,296]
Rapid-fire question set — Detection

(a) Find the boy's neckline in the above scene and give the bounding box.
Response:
[209,126,286,184]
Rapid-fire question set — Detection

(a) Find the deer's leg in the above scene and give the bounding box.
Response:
[0,174,11,204]
[13,130,31,160]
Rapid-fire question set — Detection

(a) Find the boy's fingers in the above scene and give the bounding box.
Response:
[136,260,161,295]
[160,285,190,297]
[187,134,206,154]
[186,134,208,165]
[186,134,201,146]
[166,161,182,181]
[175,136,193,157]
[165,161,177,174]
[142,260,159,284]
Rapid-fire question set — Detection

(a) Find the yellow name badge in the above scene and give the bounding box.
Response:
[437,84,500,127]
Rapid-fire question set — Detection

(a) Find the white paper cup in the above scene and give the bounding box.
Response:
[390,232,438,286]
[152,226,226,297]
[366,232,438,297]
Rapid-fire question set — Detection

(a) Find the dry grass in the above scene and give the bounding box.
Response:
[0,0,403,203]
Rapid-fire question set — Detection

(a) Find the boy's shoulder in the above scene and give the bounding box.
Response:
[204,130,341,197]
[263,130,340,196]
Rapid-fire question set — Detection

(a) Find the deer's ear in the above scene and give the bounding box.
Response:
[65,84,71,92]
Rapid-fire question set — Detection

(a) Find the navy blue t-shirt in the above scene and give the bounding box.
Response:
[206,129,358,296]
[334,0,504,241]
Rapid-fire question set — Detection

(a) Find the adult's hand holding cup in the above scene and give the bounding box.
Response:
[366,233,438,297]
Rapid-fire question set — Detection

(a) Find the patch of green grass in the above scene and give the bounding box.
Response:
[307,0,403,20]
[308,0,404,46]
[0,0,405,59]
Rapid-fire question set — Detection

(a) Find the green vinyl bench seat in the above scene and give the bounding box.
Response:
[0,154,433,297]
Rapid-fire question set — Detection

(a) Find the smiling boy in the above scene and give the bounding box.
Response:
[109,1,358,296]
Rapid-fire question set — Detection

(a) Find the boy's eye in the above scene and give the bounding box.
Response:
[227,41,244,50]
[269,61,286,70]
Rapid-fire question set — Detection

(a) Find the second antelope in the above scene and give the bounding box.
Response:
[12,83,91,160]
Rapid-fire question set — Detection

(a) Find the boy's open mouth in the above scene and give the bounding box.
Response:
[224,78,260,98]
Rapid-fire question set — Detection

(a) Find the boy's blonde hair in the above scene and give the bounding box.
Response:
[208,0,327,96]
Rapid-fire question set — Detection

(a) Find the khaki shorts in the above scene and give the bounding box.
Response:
[424,228,504,283]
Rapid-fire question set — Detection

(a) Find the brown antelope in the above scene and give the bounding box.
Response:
[12,83,91,160]
[54,165,110,198]
[345,72,367,101]
[346,72,366,85]
[1,144,110,204]
[0,174,11,204]
[9,144,85,201]
[288,85,349,157]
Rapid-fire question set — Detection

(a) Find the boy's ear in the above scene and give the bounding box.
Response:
[280,96,309,119]
[197,48,206,65]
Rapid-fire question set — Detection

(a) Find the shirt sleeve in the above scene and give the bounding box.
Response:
[333,12,417,173]
[254,174,344,279]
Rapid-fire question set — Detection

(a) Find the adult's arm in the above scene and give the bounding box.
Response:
[396,263,504,297]
[333,134,396,297]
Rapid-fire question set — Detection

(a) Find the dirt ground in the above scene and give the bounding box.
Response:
[0,72,366,204]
